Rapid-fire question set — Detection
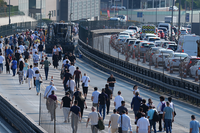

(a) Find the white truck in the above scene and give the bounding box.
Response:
[164,16,177,23]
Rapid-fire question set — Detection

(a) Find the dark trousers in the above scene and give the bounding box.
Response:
[159,114,163,131]
[106,100,110,115]
[44,67,49,80]
[149,120,156,133]
[75,78,80,89]
[165,119,172,133]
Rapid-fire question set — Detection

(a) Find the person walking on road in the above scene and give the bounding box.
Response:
[140,99,149,116]
[6,54,11,74]
[131,92,142,118]
[34,70,42,95]
[0,53,4,73]
[52,45,59,69]
[24,49,29,61]
[108,109,120,133]
[133,85,140,97]
[63,69,72,91]
[60,92,72,123]
[91,87,100,111]
[11,57,17,76]
[57,45,62,61]
[157,96,166,132]
[114,91,124,110]
[163,102,174,133]
[66,76,76,99]
[98,88,108,120]
[26,65,35,90]
[42,57,51,80]
[147,105,157,133]
[18,60,24,84]
[190,115,200,133]
[48,90,57,121]
[68,100,81,133]
[136,112,150,133]
[69,62,76,76]
[73,67,82,89]
[107,74,116,94]
[77,91,87,120]
[38,41,44,60]
[105,84,112,115]
[81,73,90,99]
[117,101,128,115]
[23,59,29,80]
[86,107,100,133]
[117,110,133,133]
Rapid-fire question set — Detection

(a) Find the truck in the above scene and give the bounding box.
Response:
[164,16,177,23]
[140,24,156,39]
[46,22,75,54]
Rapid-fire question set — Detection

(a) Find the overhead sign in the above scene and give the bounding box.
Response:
[137,12,143,18]
[185,13,189,22]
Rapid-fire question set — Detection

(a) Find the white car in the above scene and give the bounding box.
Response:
[152,49,174,65]
[117,35,130,45]
[155,40,163,47]
[164,53,188,68]
[111,6,126,10]
[132,40,143,50]
[146,47,164,62]
[123,30,137,38]
[148,37,161,42]
[180,29,188,35]
[144,34,157,40]
[123,38,137,46]
[128,26,139,32]
[169,6,179,11]
[161,41,176,48]
[189,60,200,77]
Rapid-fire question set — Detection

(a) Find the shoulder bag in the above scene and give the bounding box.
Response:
[44,86,53,99]
[118,114,122,133]
[82,77,87,88]
[97,113,105,130]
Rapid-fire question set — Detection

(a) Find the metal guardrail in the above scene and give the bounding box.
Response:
[78,39,200,106]
[0,94,47,133]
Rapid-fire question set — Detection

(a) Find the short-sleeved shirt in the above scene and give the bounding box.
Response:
[163,107,173,120]
[66,80,76,91]
[147,109,155,120]
[141,104,149,115]
[107,77,116,87]
[49,94,57,101]
[70,105,80,116]
[190,120,200,133]
[137,117,150,133]
[64,73,72,83]
[74,70,81,79]
[114,95,124,109]
[92,91,100,104]
[88,112,98,125]
[98,92,108,105]
[105,87,112,100]
[62,96,71,107]
[74,91,81,100]
[43,60,51,68]
[109,114,120,129]
[23,63,29,71]
[68,55,76,62]
[38,44,44,51]
[117,106,128,115]
[81,76,90,87]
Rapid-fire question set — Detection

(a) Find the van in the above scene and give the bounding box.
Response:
[140,24,156,39]
[177,34,200,56]
[158,23,171,37]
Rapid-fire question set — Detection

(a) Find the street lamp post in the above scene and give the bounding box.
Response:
[171,0,174,41]
[9,0,10,25]
[191,0,194,31]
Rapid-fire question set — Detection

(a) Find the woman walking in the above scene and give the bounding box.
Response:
[11,57,17,76]
[18,60,24,84]
[34,70,42,95]
[57,45,62,61]
[77,91,87,120]
[52,45,58,69]
[23,59,29,80]
[6,54,11,74]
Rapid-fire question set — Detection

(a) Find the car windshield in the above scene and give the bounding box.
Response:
[149,44,155,47]
[120,33,128,35]
[119,36,129,39]
[159,25,168,30]
[159,28,167,32]
[129,27,137,31]
[161,50,173,54]
[174,54,188,58]
[168,45,177,50]
[159,31,163,33]
[141,43,149,47]
[129,41,135,44]
[149,38,160,42]
[136,41,140,44]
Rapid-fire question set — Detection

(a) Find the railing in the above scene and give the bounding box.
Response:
[78,38,200,106]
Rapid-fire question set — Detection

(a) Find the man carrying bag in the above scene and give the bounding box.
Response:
[117,110,132,133]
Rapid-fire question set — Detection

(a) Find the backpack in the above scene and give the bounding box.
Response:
[153,110,160,122]
[161,102,166,112]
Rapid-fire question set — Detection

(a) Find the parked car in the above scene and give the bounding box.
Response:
[111,6,126,10]
[136,41,155,56]
[152,49,174,65]
[146,47,164,62]
[148,37,161,42]
[179,56,200,75]
[117,35,130,45]
[164,52,188,68]
[189,60,200,77]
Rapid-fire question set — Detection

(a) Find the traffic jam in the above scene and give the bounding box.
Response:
[110,23,200,81]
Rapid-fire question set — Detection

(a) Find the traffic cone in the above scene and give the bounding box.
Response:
[195,70,199,82]
[166,61,170,71]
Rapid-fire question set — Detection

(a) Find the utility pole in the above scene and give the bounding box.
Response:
[178,0,181,40]
[171,0,174,41]
[191,0,194,32]
[156,0,157,25]
[127,0,128,20]
[9,0,10,25]
[40,0,42,29]
[114,0,115,16]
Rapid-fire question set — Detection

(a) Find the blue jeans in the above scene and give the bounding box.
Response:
[0,63,3,73]
[35,80,40,93]
[109,86,114,94]
[44,67,49,80]
[150,120,156,133]
[165,119,172,133]
[12,68,16,76]
[99,104,106,120]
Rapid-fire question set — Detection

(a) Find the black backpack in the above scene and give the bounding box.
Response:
[153,110,160,122]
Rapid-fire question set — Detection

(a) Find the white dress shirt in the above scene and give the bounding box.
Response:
[137,117,150,133]
[114,95,124,109]
[44,85,57,98]
[117,114,132,131]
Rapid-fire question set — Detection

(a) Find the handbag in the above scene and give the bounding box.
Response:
[118,115,122,133]
[97,113,105,130]
[82,77,87,88]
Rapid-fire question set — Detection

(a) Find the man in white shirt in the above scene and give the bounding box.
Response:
[33,63,40,73]
[86,107,100,133]
[114,91,124,109]
[0,41,3,53]
[109,109,120,133]
[66,76,76,99]
[117,110,132,133]
[63,58,71,66]
[19,44,25,55]
[69,63,76,76]
[0,53,4,73]
[137,112,150,133]
[91,87,100,111]
[32,46,38,55]
[44,81,57,98]
[33,52,40,64]
[157,96,166,132]
[81,73,90,99]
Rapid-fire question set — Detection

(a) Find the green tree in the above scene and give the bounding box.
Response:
[176,0,200,10]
